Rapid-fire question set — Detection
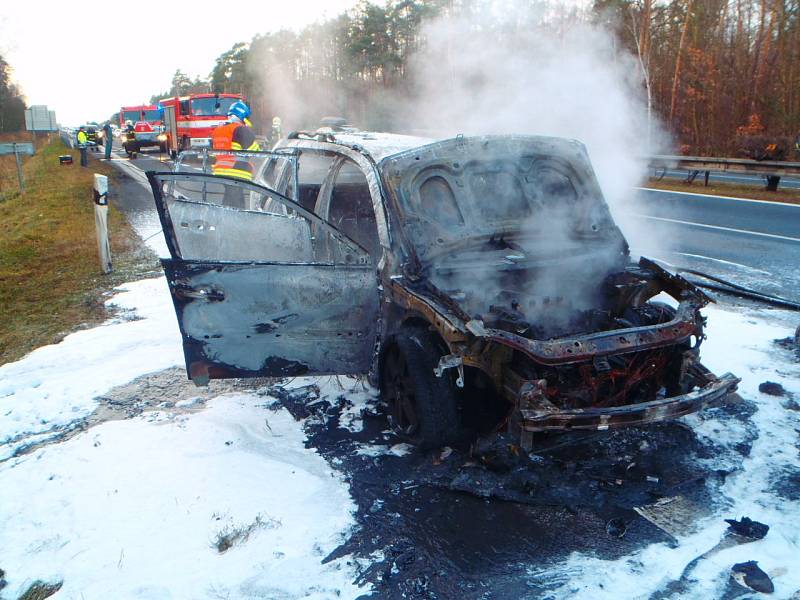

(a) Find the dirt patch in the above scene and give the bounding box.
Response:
[16,580,62,600]
[4,368,279,461]
[213,514,282,553]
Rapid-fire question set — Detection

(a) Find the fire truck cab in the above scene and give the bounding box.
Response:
[119,105,167,155]
[158,93,244,151]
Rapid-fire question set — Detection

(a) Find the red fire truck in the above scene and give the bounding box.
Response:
[158,93,245,151]
[119,104,167,155]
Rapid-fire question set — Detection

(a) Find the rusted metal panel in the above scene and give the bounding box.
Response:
[519,373,739,432]
[468,300,701,366]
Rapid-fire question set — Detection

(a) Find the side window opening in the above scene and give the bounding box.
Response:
[297,151,337,213]
[329,160,380,257]
[157,174,369,267]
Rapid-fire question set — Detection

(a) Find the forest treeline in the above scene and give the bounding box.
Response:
[151,0,800,156]
[0,53,26,133]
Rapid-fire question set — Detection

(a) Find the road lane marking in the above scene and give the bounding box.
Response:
[636,186,800,208]
[628,213,800,243]
[675,252,772,275]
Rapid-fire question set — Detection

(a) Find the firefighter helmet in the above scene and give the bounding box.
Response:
[228,101,251,121]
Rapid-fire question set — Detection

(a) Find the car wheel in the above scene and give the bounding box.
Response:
[380,326,461,449]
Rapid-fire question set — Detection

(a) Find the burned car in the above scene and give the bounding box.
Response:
[146,132,739,449]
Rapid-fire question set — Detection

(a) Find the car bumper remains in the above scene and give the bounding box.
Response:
[518,371,739,437]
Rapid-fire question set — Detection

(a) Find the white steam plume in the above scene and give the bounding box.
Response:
[398,3,668,228]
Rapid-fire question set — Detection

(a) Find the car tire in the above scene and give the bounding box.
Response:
[380,325,462,449]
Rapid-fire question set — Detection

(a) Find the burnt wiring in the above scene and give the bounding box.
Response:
[679,268,800,311]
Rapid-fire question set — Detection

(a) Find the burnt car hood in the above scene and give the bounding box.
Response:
[380,135,628,268]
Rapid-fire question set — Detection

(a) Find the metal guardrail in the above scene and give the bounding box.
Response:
[648,154,800,190]
[59,127,75,149]
[649,155,800,177]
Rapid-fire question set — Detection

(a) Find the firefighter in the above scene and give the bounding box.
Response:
[77,126,89,167]
[211,101,261,208]
[211,101,260,181]
[270,116,282,146]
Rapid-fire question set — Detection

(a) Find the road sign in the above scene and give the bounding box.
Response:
[24,105,58,131]
[0,142,35,156]
[0,142,35,194]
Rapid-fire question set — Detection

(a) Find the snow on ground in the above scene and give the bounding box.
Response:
[0,278,183,461]
[528,304,800,599]
[0,395,363,599]
[0,277,368,598]
[2,262,799,599]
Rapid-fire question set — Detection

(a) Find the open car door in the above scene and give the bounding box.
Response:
[147,171,379,384]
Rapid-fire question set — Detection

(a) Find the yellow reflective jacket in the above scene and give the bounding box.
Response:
[211,122,260,180]
[77,131,88,145]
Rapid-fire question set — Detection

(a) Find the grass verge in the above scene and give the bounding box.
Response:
[644,177,800,204]
[0,138,160,365]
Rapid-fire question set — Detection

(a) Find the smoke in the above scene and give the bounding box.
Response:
[388,3,670,333]
[251,1,673,335]
[397,3,667,210]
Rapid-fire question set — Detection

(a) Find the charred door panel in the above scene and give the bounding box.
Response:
[164,261,379,380]
[147,171,379,383]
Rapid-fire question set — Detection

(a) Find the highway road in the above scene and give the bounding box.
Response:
[99,145,800,305]
[625,187,800,303]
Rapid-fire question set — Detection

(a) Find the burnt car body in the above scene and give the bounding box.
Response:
[147,132,738,448]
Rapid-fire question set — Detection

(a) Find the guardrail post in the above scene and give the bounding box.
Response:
[13,143,25,193]
[766,175,781,191]
[93,174,112,273]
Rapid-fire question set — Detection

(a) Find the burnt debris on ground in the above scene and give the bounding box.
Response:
[265,382,756,599]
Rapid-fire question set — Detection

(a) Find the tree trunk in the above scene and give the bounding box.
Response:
[755,2,778,110]
[670,0,694,125]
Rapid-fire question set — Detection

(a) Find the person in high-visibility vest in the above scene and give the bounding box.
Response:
[211,101,260,181]
[76,126,89,167]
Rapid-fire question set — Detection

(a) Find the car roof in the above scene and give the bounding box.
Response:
[286,130,437,162]
[331,131,437,161]
[285,130,587,164]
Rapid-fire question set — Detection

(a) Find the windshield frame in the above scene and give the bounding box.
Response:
[190,97,238,117]
[122,109,160,122]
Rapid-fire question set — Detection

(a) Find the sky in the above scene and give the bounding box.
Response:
[0,0,359,125]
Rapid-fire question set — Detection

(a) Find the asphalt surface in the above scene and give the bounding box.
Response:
[626,188,800,303]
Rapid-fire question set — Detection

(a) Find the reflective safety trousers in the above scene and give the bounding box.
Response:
[211,122,256,181]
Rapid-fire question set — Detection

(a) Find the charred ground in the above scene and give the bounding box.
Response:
[267,382,759,599]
